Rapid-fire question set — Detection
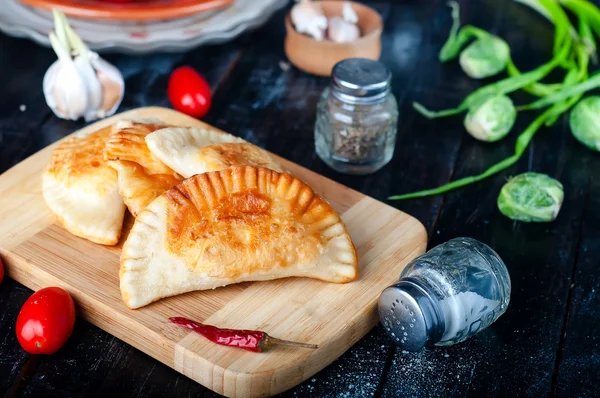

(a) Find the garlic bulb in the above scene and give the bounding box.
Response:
[43,10,124,122]
[291,0,328,41]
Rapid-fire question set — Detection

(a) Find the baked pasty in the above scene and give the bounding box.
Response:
[104,119,182,217]
[42,126,126,245]
[175,142,283,177]
[145,127,280,178]
[120,165,358,309]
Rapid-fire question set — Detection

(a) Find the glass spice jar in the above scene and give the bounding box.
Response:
[314,58,398,175]
[378,237,511,351]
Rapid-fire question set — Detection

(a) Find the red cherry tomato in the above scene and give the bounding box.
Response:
[0,257,4,285]
[167,66,212,119]
[16,287,76,354]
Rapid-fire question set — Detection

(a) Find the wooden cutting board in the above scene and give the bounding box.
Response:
[0,107,427,398]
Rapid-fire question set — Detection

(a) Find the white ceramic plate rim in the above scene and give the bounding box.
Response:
[0,0,288,53]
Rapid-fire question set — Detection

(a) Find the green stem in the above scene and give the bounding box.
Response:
[560,0,600,39]
[439,1,463,62]
[388,105,563,200]
[578,15,597,63]
[48,32,70,62]
[412,102,465,119]
[514,0,581,41]
[545,42,589,126]
[416,0,574,118]
[514,0,553,20]
[440,25,501,62]
[538,0,570,57]
[545,92,583,126]
[414,39,571,119]
[52,9,89,59]
[518,55,596,112]
[519,71,597,111]
[506,59,560,96]
[506,0,579,97]
[52,9,70,55]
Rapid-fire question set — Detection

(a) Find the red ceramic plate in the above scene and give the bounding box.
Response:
[18,0,235,21]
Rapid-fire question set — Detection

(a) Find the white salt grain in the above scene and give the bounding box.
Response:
[279,61,291,72]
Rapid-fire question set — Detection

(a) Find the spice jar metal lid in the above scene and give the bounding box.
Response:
[331,58,392,105]
[378,279,445,352]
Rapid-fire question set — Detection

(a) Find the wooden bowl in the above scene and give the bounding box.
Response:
[284,1,383,77]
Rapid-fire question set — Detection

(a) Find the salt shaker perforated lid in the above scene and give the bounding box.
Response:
[379,279,445,351]
[330,58,391,104]
[378,237,511,351]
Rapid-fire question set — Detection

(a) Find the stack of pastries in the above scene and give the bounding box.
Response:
[42,118,358,309]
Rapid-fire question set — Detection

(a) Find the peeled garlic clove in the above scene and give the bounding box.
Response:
[328,17,360,43]
[342,2,359,24]
[291,0,328,41]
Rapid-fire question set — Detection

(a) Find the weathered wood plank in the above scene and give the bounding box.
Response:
[22,321,216,398]
[0,33,58,397]
[380,113,587,397]
[381,0,590,395]
[0,35,55,174]
[554,152,600,398]
[0,279,36,395]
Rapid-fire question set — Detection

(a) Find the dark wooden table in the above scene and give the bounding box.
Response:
[1,0,599,396]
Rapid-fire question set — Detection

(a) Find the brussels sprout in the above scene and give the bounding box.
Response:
[439,2,510,79]
[459,35,511,79]
[569,96,600,151]
[497,172,564,222]
[464,94,517,142]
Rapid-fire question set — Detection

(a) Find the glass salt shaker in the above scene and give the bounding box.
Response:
[378,237,511,351]
[314,58,398,175]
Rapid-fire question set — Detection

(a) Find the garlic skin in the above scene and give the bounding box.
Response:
[43,10,124,122]
[89,54,125,119]
[328,17,360,43]
[291,0,328,41]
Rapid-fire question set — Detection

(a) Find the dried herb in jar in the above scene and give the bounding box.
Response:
[330,110,391,162]
[315,58,398,175]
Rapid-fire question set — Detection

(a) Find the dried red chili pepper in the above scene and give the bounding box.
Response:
[168,317,318,352]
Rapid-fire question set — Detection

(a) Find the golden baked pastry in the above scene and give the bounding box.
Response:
[104,119,182,217]
[187,142,283,176]
[120,165,358,309]
[144,126,276,178]
[42,126,126,245]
